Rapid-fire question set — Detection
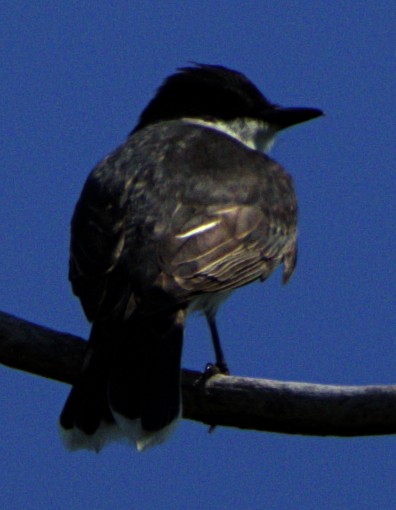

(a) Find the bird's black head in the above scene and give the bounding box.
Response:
[132,63,323,134]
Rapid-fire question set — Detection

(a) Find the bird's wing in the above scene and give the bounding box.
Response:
[68,157,133,322]
[145,124,298,302]
[156,200,297,301]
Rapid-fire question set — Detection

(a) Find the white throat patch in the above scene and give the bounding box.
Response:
[183,117,277,153]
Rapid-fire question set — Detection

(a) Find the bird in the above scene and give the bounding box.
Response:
[59,63,323,452]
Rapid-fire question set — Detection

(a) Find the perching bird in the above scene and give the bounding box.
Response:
[60,63,323,452]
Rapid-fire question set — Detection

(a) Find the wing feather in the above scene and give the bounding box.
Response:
[157,203,297,297]
[69,122,298,320]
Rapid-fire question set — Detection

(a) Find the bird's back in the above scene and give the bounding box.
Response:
[70,121,298,321]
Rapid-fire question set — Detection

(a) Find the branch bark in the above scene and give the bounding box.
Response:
[1,309,396,437]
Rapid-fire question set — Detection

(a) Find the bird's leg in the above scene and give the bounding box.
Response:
[194,315,230,434]
[206,315,230,375]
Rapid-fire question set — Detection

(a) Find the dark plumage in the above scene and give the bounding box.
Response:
[60,64,322,451]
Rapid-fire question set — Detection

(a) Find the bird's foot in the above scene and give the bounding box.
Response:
[205,361,230,377]
[202,363,230,434]
[193,362,229,389]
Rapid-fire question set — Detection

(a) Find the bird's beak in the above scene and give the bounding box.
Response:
[264,106,324,130]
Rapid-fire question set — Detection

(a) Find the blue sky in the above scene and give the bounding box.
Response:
[1,1,395,509]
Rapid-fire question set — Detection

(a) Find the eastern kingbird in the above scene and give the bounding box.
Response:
[60,63,323,452]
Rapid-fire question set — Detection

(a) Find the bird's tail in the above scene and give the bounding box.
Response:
[59,309,185,452]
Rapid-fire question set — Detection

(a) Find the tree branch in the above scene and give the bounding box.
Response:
[1,309,396,437]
